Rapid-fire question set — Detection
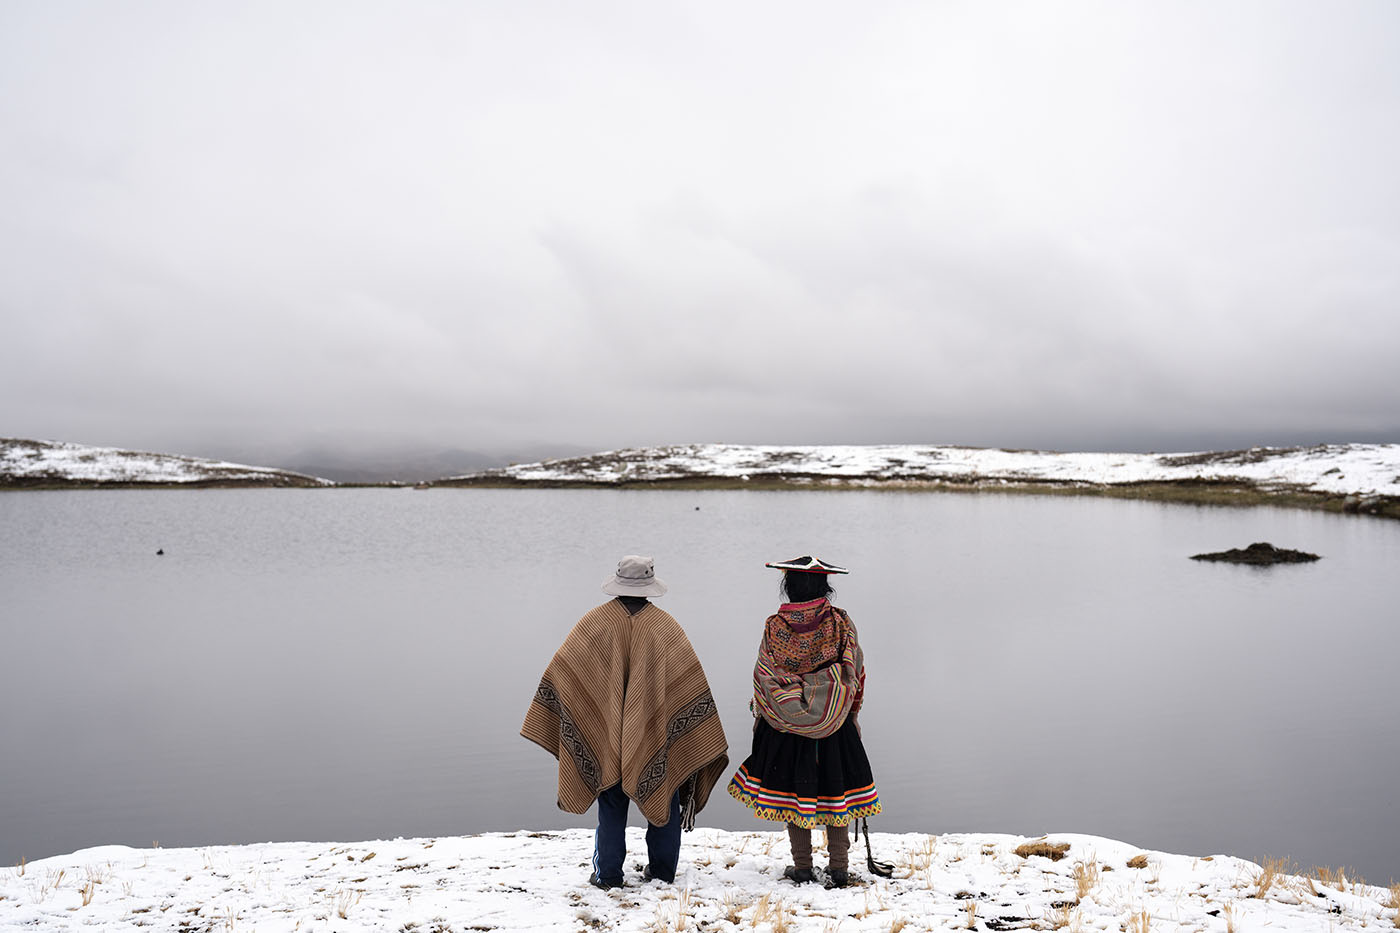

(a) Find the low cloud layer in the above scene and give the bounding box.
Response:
[3,1,1398,460]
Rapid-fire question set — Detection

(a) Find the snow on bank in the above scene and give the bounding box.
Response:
[454,444,1400,500]
[4,829,1395,933]
[0,438,331,487]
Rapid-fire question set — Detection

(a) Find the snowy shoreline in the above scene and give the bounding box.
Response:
[4,829,1396,933]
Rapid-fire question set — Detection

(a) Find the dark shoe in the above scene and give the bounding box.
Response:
[641,865,675,884]
[588,872,623,890]
[783,866,815,884]
[825,868,850,889]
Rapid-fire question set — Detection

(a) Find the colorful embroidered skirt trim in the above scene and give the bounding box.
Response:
[728,765,881,827]
[726,715,881,829]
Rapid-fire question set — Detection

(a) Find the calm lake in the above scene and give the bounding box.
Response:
[2,488,1397,880]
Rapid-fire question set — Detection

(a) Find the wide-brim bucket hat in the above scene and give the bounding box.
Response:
[602,554,668,597]
[764,555,848,574]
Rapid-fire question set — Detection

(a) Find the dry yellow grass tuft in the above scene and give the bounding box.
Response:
[1313,865,1366,893]
[771,898,793,933]
[889,916,909,933]
[1386,883,1400,929]
[1127,910,1150,933]
[1127,855,1149,870]
[907,835,938,873]
[723,893,746,925]
[674,886,692,931]
[334,889,361,919]
[753,892,789,930]
[1251,857,1293,898]
[1073,860,1101,900]
[1222,903,1238,933]
[1016,841,1071,862]
[1044,902,1074,929]
[965,900,978,929]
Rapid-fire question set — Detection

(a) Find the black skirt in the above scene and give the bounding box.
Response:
[727,716,881,828]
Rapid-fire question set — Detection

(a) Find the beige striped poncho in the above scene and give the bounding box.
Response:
[521,599,729,828]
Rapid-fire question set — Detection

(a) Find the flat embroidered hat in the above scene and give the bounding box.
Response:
[764,555,849,574]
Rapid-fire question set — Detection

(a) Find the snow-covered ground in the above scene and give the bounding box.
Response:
[0,438,331,487]
[4,829,1395,933]
[452,443,1400,501]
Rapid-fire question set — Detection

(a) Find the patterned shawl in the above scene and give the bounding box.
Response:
[751,598,865,739]
[521,599,729,828]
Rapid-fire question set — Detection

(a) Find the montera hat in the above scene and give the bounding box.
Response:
[602,554,668,597]
[764,555,849,574]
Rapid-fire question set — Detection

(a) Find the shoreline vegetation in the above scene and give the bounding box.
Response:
[4,829,1397,933]
[4,437,1398,519]
[437,474,1400,518]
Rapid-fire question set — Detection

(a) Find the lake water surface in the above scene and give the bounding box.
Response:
[2,488,1397,880]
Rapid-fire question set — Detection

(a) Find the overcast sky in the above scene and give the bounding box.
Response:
[2,1,1398,460]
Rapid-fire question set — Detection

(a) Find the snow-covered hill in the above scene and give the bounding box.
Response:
[441,443,1400,514]
[3,828,1395,933]
[0,438,332,488]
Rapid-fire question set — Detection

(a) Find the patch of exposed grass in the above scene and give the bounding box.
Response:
[1016,841,1071,862]
[1127,855,1149,870]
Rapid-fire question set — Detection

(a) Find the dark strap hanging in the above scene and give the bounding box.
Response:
[860,818,895,877]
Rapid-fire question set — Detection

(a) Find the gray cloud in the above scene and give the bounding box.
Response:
[2,1,1398,462]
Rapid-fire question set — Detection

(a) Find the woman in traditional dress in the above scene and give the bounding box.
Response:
[727,555,880,888]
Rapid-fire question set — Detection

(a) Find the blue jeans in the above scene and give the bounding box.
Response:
[592,785,682,884]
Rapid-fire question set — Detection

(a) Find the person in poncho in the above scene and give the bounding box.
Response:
[522,555,729,890]
[727,555,881,888]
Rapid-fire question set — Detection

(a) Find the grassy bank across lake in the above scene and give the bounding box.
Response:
[435,473,1400,520]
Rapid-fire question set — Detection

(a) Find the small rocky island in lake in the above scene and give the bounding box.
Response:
[1190,541,1321,564]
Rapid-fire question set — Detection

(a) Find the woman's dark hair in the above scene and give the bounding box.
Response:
[781,570,834,603]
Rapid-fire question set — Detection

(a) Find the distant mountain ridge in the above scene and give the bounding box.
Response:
[438,442,1400,517]
[6,438,1398,517]
[0,438,332,488]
